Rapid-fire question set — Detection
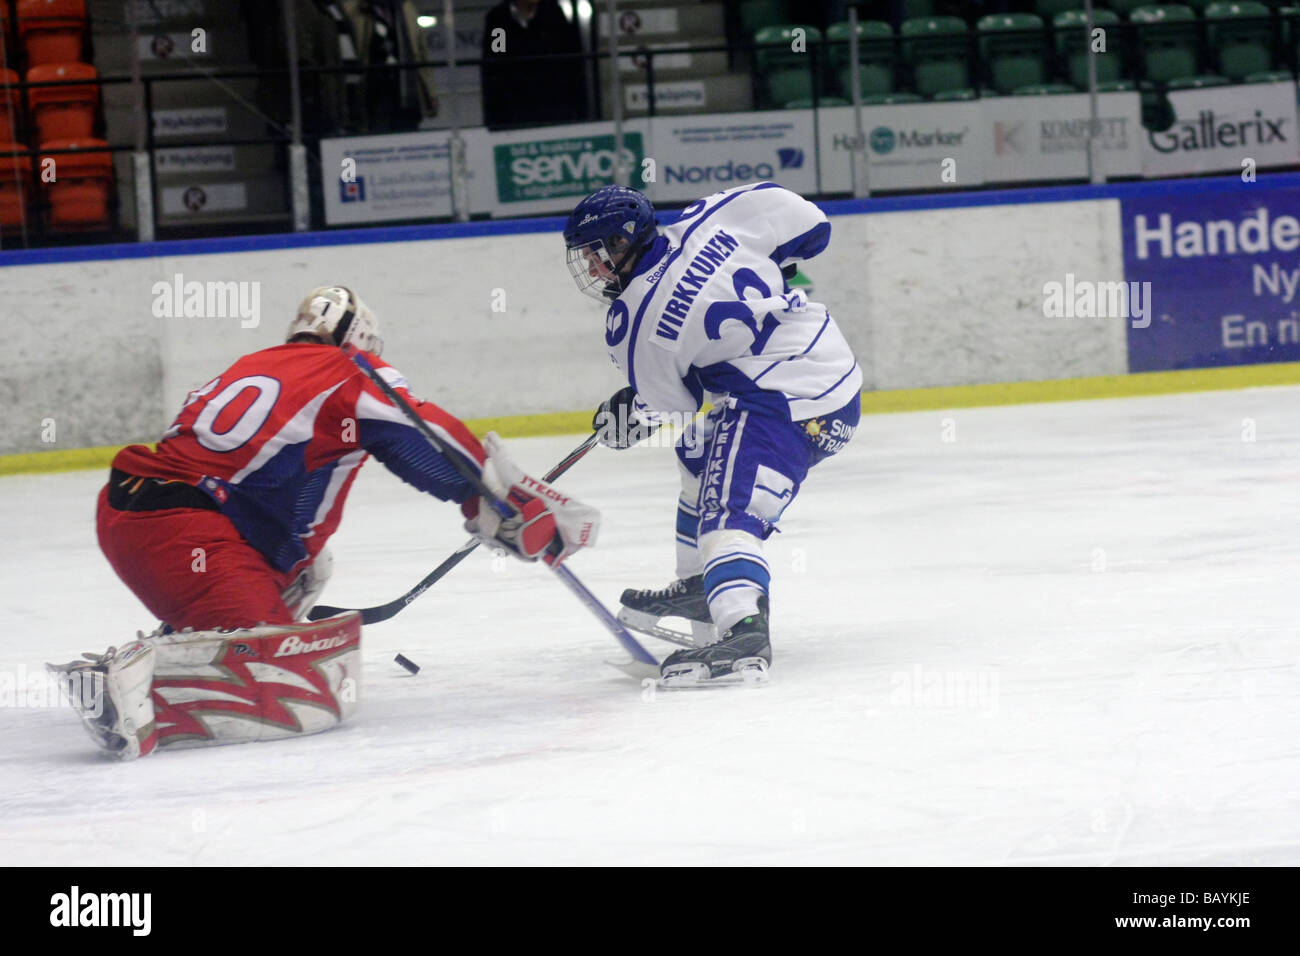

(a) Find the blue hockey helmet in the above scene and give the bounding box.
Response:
[563,185,658,302]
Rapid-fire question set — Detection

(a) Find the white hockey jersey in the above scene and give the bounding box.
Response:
[604,181,862,422]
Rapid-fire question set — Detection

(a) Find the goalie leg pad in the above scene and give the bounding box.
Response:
[147,612,362,753]
[49,641,160,760]
[282,546,334,620]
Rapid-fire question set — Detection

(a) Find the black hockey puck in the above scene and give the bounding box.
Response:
[394,653,420,675]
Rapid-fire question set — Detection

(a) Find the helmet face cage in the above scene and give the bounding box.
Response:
[566,238,626,303]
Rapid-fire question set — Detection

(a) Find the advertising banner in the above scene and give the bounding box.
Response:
[319,131,453,226]
[644,110,816,202]
[1140,81,1298,177]
[463,120,651,217]
[982,92,1143,183]
[1121,185,1300,371]
[817,101,983,192]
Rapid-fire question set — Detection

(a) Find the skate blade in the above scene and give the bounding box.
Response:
[616,608,713,649]
[659,657,771,689]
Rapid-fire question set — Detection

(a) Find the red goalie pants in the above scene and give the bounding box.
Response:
[96,485,297,632]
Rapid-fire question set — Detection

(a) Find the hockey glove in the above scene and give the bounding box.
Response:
[464,433,600,567]
[592,386,660,450]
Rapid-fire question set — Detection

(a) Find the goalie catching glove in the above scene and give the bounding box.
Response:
[463,432,599,566]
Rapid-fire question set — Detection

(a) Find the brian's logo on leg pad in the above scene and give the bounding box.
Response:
[274,633,351,657]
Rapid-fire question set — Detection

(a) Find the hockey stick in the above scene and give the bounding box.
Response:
[330,349,660,673]
[307,431,600,624]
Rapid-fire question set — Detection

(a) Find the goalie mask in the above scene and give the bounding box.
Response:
[286,285,383,356]
[563,186,657,303]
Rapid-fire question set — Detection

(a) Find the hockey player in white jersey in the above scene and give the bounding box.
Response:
[562,182,861,684]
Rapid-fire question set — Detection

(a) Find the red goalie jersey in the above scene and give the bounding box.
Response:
[106,342,486,609]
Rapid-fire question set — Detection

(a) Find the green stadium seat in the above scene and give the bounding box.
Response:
[1244,70,1294,82]
[933,87,981,100]
[1167,73,1231,88]
[862,91,924,105]
[1205,1,1273,81]
[826,20,896,98]
[978,13,1047,95]
[1131,5,1198,84]
[1054,9,1123,90]
[784,97,851,108]
[1035,0,1079,19]
[1098,78,1137,90]
[1105,0,1150,16]
[754,24,823,109]
[900,16,971,97]
[765,69,815,107]
[740,0,789,36]
[1179,0,1217,11]
[1013,82,1078,94]
[902,0,935,18]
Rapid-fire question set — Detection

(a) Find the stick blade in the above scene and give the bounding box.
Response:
[606,658,662,681]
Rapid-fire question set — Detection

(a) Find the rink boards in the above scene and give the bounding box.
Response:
[3,172,1300,465]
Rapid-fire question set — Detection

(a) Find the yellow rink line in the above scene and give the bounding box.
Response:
[4,361,1299,477]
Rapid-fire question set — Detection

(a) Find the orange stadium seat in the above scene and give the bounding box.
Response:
[26,61,97,143]
[0,142,32,228]
[16,0,87,68]
[40,137,111,227]
[0,69,22,143]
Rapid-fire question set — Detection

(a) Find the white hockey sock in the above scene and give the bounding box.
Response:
[675,496,703,579]
[699,529,770,634]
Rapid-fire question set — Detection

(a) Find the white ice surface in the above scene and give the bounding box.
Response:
[2,387,1299,865]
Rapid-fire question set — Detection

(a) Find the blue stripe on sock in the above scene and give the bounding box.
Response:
[704,557,771,597]
[676,507,699,539]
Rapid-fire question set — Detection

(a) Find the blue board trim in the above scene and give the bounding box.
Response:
[6,172,1300,269]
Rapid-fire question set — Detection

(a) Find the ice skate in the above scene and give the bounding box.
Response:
[659,599,771,686]
[617,574,716,648]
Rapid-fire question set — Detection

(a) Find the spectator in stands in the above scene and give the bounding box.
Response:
[480,0,588,129]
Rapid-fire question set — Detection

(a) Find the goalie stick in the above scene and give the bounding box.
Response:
[307,432,600,625]
[333,348,660,675]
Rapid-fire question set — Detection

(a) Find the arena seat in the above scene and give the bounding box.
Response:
[16,0,87,68]
[739,0,788,35]
[1130,5,1199,84]
[0,142,32,228]
[900,16,970,98]
[754,24,823,108]
[26,61,97,143]
[0,70,22,143]
[978,13,1048,95]
[1055,9,1123,90]
[1205,1,1274,81]
[826,20,895,99]
[39,137,111,228]
[1013,82,1077,95]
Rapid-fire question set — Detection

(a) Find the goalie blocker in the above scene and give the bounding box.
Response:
[48,612,362,760]
[462,432,599,566]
